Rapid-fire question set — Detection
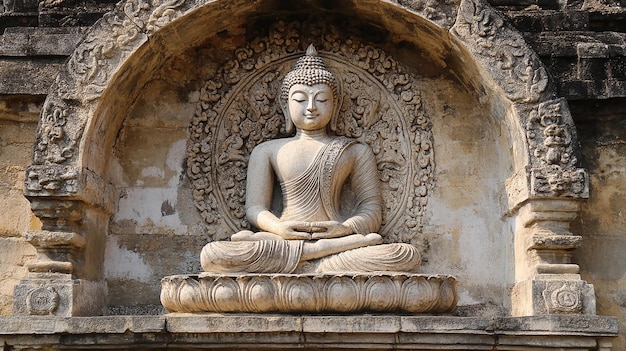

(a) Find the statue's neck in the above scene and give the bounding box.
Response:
[295,128,331,142]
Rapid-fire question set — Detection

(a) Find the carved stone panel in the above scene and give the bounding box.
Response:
[452,0,549,104]
[526,99,588,198]
[187,21,435,248]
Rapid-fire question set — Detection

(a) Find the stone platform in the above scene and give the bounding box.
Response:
[161,273,457,313]
[0,315,618,350]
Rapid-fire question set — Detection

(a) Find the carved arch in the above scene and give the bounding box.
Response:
[25,0,587,208]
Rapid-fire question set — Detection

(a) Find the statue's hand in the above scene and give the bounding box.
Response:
[276,221,313,240]
[310,221,354,239]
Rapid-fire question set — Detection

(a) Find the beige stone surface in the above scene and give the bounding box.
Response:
[0,315,618,350]
[0,105,39,316]
[0,0,578,320]
[571,101,626,350]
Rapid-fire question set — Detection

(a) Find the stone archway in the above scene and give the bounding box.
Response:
[17,0,592,317]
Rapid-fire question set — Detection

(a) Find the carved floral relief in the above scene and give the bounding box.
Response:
[394,0,461,29]
[26,100,82,195]
[452,0,549,104]
[65,0,186,99]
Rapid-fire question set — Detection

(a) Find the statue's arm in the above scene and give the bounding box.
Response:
[342,143,383,234]
[245,145,280,232]
[245,144,311,240]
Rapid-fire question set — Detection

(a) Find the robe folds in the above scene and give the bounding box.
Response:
[201,137,421,274]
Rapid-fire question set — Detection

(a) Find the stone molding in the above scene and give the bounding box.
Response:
[0,315,618,350]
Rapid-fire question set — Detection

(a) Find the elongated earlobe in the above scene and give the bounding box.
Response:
[282,104,294,134]
[329,94,341,133]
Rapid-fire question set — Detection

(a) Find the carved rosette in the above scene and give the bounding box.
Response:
[26,286,59,315]
[161,273,457,313]
[543,282,583,314]
[187,21,435,247]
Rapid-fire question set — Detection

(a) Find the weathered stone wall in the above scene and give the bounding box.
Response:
[0,96,39,315]
[0,0,625,347]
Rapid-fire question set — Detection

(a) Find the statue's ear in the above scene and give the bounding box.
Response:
[281,103,294,134]
[329,90,342,133]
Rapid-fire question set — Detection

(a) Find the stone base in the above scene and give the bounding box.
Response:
[161,273,457,313]
[13,275,105,316]
[511,275,596,316]
[0,315,618,350]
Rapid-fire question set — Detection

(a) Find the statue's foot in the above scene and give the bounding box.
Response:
[302,233,383,261]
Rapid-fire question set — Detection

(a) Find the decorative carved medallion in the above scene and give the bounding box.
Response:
[543,282,583,314]
[26,286,59,315]
[188,20,435,247]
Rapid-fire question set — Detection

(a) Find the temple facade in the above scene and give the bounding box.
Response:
[0,0,625,349]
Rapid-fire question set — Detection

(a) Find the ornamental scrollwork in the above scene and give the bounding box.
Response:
[66,0,186,99]
[394,0,460,29]
[188,20,435,250]
[452,0,548,103]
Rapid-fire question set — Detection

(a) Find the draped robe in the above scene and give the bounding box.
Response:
[200,137,420,274]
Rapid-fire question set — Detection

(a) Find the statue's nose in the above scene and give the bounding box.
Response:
[307,97,317,111]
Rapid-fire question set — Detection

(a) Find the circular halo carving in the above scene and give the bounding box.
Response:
[188,20,434,246]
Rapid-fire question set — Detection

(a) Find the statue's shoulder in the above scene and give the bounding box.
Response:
[250,137,291,157]
[333,136,371,154]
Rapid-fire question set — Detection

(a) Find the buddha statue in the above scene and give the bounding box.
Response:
[200,45,421,274]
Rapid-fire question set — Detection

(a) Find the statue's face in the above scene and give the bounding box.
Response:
[288,83,334,131]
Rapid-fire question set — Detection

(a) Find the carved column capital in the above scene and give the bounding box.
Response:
[24,230,85,274]
[25,165,116,215]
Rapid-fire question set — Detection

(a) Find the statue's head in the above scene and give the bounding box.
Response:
[280,45,340,133]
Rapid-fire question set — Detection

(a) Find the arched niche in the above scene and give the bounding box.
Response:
[21,0,592,316]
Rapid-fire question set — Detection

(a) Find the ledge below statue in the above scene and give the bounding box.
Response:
[160,273,457,313]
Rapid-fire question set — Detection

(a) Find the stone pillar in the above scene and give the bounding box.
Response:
[507,99,595,316]
[511,199,595,315]
[14,164,114,316]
